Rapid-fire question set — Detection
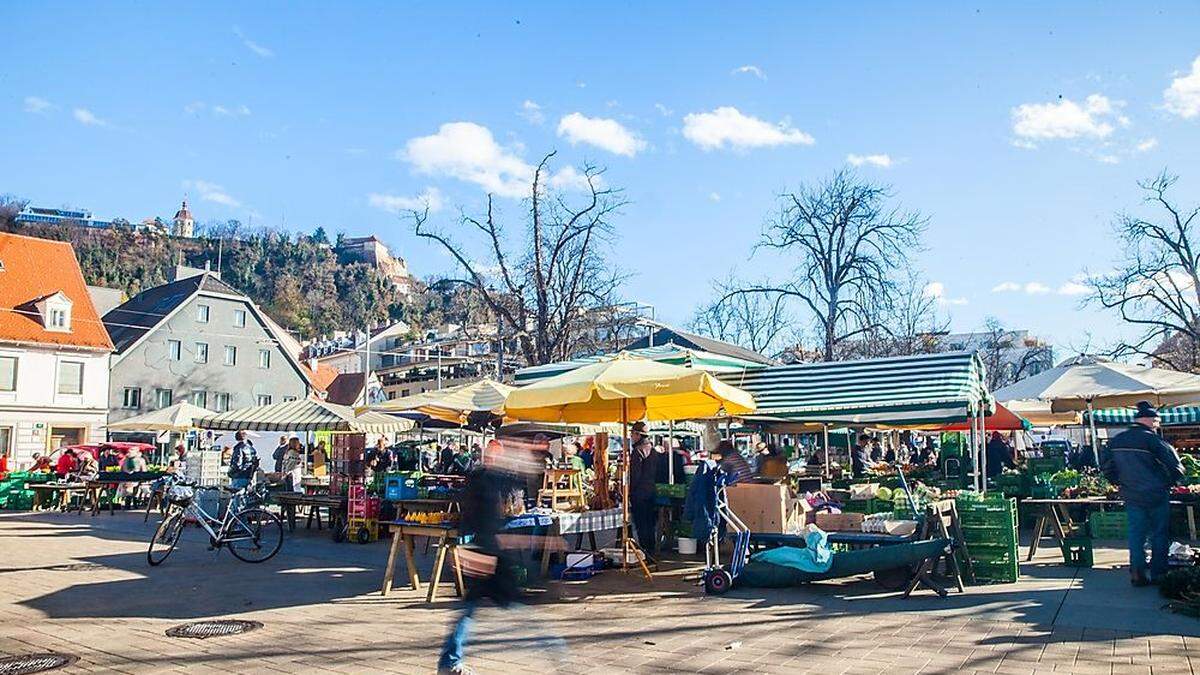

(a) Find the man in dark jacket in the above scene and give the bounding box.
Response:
[985,432,1017,479]
[627,422,659,562]
[271,436,288,473]
[851,434,874,478]
[228,431,259,489]
[1100,401,1185,586]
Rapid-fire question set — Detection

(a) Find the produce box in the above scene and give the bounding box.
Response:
[655,483,687,499]
[815,511,865,532]
[840,498,884,514]
[1088,511,1127,539]
[1027,457,1066,475]
[727,481,809,533]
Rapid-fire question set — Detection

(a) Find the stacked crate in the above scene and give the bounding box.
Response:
[0,472,35,510]
[957,493,1019,583]
[185,449,227,487]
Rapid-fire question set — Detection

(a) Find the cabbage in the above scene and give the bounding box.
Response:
[875,486,893,502]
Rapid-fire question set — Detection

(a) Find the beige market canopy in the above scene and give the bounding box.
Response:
[993,358,1200,413]
[370,378,513,424]
[194,397,414,433]
[107,401,215,432]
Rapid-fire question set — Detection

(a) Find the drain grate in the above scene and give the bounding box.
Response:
[165,619,262,640]
[0,653,77,675]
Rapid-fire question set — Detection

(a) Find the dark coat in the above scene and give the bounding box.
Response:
[1101,424,1184,506]
[628,439,657,501]
[229,441,258,479]
[985,438,1016,478]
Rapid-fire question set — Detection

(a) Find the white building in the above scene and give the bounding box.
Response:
[0,233,114,467]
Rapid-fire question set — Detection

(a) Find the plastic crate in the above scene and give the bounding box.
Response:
[956,497,1017,528]
[1088,511,1128,539]
[841,498,883,514]
[1061,537,1094,567]
[962,524,1018,544]
[1027,457,1066,475]
[655,483,687,499]
[384,475,421,501]
[971,558,1019,583]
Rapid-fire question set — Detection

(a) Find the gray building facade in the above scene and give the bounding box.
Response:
[104,271,310,423]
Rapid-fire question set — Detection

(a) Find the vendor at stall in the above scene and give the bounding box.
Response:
[1100,401,1185,587]
[272,436,289,473]
[712,440,752,484]
[851,434,875,478]
[756,442,788,479]
[628,421,659,562]
[54,447,77,478]
[985,432,1017,478]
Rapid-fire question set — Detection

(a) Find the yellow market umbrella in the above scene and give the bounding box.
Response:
[504,353,757,423]
[504,353,756,576]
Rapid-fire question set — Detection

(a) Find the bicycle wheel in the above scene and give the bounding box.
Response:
[148,508,185,566]
[225,508,283,563]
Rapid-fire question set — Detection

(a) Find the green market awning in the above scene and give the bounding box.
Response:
[719,351,992,426]
[1088,405,1200,427]
[513,343,767,384]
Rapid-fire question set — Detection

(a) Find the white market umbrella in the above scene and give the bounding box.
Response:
[107,401,215,432]
[994,358,1200,413]
[194,397,415,433]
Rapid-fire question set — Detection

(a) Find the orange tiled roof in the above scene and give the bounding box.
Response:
[0,232,114,351]
[304,361,341,393]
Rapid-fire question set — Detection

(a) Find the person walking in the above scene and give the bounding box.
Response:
[1100,401,1185,586]
[228,431,259,490]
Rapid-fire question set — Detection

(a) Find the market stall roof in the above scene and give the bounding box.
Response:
[107,401,215,432]
[513,343,766,385]
[927,401,1029,432]
[1001,399,1081,427]
[505,352,757,423]
[370,378,513,422]
[993,357,1200,413]
[719,351,991,426]
[1088,405,1200,427]
[194,397,414,433]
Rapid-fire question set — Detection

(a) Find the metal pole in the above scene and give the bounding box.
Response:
[668,420,675,484]
[822,424,830,479]
[979,406,988,494]
[621,399,630,572]
[1088,400,1101,468]
[363,326,370,403]
[437,350,443,390]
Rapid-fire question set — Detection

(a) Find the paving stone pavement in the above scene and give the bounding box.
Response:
[1,510,1199,674]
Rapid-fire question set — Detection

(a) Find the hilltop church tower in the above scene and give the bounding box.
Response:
[172,199,194,238]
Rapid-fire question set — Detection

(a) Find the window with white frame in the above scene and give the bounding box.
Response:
[196,304,210,323]
[0,426,11,459]
[57,361,83,395]
[38,292,72,332]
[155,388,173,408]
[168,340,182,361]
[191,390,207,408]
[233,309,246,327]
[122,387,141,409]
[224,345,237,366]
[256,394,272,406]
[258,349,271,369]
[194,342,208,364]
[0,356,15,392]
[214,392,231,412]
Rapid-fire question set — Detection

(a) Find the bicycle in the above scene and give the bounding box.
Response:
[148,478,283,566]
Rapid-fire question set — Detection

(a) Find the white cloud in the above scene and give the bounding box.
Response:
[654,103,674,117]
[1164,55,1200,119]
[991,282,1022,293]
[556,113,646,157]
[72,108,108,127]
[368,187,443,214]
[846,153,893,168]
[23,96,53,114]
[547,166,598,191]
[1095,154,1120,165]
[923,281,967,306]
[402,122,534,198]
[708,192,721,202]
[732,65,767,80]
[186,102,252,117]
[1024,282,1051,294]
[233,25,274,58]
[183,179,241,208]
[519,100,544,125]
[1011,138,1039,150]
[184,101,206,114]
[682,106,815,151]
[1011,94,1122,140]
[1057,281,1090,296]
[1136,137,1159,152]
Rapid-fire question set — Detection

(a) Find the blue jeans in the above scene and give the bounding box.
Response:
[1127,500,1170,580]
[438,599,477,669]
[229,477,251,490]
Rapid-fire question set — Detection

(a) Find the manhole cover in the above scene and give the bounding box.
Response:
[0,653,77,675]
[165,619,262,639]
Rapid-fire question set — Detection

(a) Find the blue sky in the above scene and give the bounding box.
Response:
[3,3,1199,355]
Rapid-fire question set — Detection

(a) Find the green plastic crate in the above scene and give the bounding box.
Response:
[971,558,1019,583]
[1028,457,1066,474]
[962,524,1019,544]
[1088,511,1128,539]
[841,498,884,514]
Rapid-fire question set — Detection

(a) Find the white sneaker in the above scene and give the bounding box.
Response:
[437,664,475,675]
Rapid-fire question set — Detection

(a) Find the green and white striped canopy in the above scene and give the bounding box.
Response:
[513,343,767,384]
[194,397,415,433]
[719,351,992,426]
[1088,405,1200,427]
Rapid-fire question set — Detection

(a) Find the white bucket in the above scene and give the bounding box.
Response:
[677,537,697,555]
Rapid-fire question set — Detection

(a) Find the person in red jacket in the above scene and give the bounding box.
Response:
[55,448,78,478]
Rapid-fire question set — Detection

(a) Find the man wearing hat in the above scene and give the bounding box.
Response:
[627,421,659,563]
[1100,401,1185,586]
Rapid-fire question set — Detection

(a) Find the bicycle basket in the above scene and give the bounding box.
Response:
[166,485,194,505]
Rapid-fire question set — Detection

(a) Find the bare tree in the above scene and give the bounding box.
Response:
[689,275,792,357]
[0,194,29,229]
[976,316,1053,390]
[411,152,628,366]
[840,270,948,359]
[723,170,927,361]
[1088,172,1200,371]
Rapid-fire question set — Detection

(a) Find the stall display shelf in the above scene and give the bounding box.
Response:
[1088,511,1128,539]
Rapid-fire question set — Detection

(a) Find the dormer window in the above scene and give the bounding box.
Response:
[36,291,73,333]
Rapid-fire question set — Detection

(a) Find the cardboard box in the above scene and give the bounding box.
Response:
[815,511,865,532]
[726,481,804,533]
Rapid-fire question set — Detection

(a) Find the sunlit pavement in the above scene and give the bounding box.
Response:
[2,510,1199,674]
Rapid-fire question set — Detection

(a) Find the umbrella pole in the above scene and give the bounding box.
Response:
[1088,400,1100,468]
[822,424,830,480]
[668,420,675,485]
[980,406,988,495]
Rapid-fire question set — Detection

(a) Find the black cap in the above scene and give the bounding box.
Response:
[1134,401,1159,419]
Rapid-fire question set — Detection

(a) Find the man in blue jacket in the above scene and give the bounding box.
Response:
[1100,401,1185,586]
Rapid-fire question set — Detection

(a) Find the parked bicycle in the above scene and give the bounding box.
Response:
[148,477,282,566]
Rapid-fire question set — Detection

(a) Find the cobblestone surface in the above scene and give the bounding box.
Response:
[1,511,1198,674]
